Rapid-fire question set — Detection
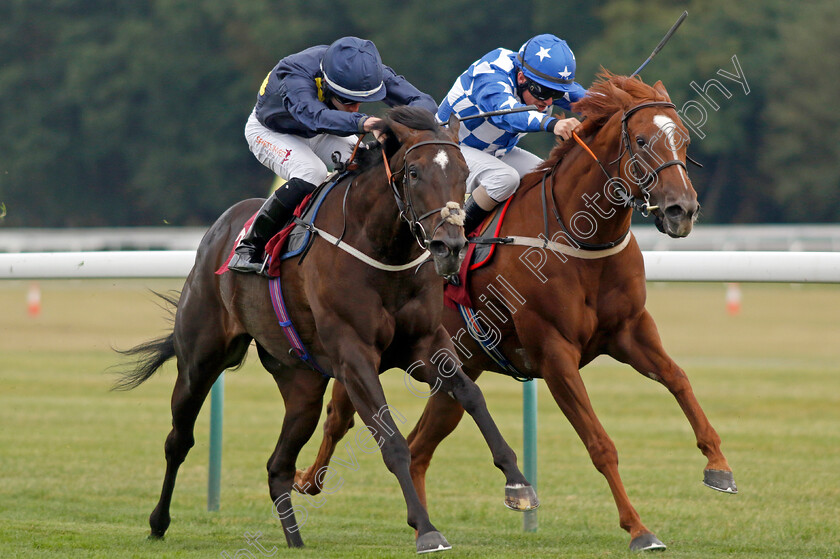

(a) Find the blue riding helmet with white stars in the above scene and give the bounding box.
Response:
[436,35,587,157]
[516,34,581,94]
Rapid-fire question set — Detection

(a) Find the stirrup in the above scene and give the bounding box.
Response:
[228,252,265,274]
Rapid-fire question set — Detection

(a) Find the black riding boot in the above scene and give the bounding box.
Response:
[462,195,493,236]
[228,178,317,274]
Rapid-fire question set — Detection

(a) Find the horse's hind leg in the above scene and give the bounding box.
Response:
[148,329,251,538]
[610,309,736,493]
[294,368,476,512]
[264,367,329,548]
[292,379,471,533]
[292,375,470,509]
[406,382,469,510]
[294,379,356,495]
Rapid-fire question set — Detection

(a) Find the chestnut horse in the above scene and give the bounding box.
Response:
[294,73,737,551]
[115,107,538,554]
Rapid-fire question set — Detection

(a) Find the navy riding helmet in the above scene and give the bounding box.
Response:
[320,37,386,103]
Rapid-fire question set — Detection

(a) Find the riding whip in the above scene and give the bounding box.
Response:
[456,105,540,122]
[630,11,688,78]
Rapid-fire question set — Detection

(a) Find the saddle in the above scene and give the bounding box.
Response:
[216,173,345,277]
[263,173,345,277]
[443,196,515,309]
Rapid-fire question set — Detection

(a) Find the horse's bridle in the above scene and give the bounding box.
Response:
[382,139,464,249]
[540,100,701,250]
[608,101,700,215]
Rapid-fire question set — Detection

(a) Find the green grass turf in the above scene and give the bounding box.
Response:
[0,280,838,558]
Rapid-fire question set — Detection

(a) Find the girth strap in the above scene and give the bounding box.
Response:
[457,304,530,382]
[268,276,330,377]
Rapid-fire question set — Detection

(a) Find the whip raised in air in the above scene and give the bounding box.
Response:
[630,10,688,78]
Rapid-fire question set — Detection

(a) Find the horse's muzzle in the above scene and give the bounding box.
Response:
[654,200,699,238]
[428,235,469,277]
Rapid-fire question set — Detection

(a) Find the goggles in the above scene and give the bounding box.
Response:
[526,79,563,101]
[332,92,360,106]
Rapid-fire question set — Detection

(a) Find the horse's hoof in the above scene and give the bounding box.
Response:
[503,483,540,511]
[629,533,666,551]
[703,469,738,494]
[416,530,451,554]
[293,468,321,495]
[284,530,305,548]
[149,508,170,539]
[146,532,164,541]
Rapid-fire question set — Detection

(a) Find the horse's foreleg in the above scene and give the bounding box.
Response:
[610,310,736,494]
[294,380,356,496]
[332,341,450,554]
[267,369,330,548]
[410,327,535,512]
[537,332,665,551]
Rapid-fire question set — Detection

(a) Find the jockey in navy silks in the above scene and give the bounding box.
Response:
[229,37,438,274]
[437,34,588,234]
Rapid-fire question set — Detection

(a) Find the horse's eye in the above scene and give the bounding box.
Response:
[636,136,646,146]
[408,168,418,180]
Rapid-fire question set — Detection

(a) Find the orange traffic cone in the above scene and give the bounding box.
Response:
[725,283,741,316]
[27,282,42,317]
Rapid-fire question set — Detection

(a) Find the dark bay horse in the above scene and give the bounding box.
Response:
[115,106,538,554]
[294,73,737,551]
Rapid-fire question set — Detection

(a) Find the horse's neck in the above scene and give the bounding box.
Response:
[552,121,633,244]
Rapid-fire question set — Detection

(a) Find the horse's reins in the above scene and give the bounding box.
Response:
[475,101,700,256]
[540,101,698,250]
[297,138,465,273]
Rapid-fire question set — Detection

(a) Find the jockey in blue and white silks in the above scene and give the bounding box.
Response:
[230,37,437,274]
[437,34,588,233]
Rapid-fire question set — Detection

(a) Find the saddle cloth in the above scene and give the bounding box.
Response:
[443,196,515,309]
[263,177,341,276]
[216,174,343,276]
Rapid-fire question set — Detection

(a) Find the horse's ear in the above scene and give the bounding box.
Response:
[608,81,633,107]
[653,80,671,102]
[388,120,417,144]
[446,113,460,140]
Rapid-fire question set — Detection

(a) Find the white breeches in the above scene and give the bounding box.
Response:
[459,145,543,202]
[244,110,357,184]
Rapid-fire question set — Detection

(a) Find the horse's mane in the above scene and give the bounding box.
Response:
[386,105,440,132]
[354,106,446,172]
[533,69,669,176]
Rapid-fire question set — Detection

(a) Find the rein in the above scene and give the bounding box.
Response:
[477,101,698,255]
[540,101,696,250]
[298,138,465,273]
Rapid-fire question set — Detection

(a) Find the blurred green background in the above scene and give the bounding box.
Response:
[2,0,838,228]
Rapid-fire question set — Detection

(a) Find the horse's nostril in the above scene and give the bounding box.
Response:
[428,240,450,258]
[665,205,686,220]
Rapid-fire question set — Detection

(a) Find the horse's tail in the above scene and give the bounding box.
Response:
[111,291,179,391]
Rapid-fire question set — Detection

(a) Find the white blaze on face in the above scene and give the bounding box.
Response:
[653,115,689,190]
[434,149,449,173]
